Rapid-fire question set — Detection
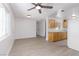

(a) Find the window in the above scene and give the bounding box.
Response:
[0,7,2,35]
[0,4,11,38]
[0,6,5,37]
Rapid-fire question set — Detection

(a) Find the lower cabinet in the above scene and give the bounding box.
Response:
[48,32,67,42]
[48,32,53,41]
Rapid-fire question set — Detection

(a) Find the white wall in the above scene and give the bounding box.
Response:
[64,7,79,51]
[36,20,46,37]
[0,4,15,55]
[68,19,79,51]
[15,18,36,39]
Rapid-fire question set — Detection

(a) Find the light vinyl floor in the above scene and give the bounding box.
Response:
[9,37,79,56]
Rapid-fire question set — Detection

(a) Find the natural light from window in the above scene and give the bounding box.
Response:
[0,4,11,38]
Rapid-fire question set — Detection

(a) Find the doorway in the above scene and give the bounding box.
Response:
[36,20,46,38]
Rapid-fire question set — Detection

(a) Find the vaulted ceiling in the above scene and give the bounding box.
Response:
[9,3,79,20]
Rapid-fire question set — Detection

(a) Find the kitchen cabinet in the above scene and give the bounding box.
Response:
[47,18,67,42]
[48,32,53,41]
[48,32,67,42]
[63,20,67,28]
[48,19,57,28]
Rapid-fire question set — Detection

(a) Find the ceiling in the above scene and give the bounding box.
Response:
[9,3,79,20]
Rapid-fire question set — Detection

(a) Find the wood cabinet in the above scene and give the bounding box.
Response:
[48,32,67,42]
[63,20,67,28]
[48,18,67,42]
[48,19,68,28]
[48,32,53,41]
[48,19,57,28]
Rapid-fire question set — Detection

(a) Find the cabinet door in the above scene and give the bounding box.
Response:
[63,20,67,28]
[58,32,61,40]
[53,32,58,41]
[48,32,53,41]
[48,19,57,28]
[63,32,67,39]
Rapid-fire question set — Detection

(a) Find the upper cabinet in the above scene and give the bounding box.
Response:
[48,18,68,29]
[63,19,67,28]
[48,19,57,28]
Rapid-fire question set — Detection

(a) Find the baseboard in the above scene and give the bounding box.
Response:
[16,36,36,40]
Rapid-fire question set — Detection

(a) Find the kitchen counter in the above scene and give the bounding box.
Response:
[48,28,67,32]
[48,28,67,42]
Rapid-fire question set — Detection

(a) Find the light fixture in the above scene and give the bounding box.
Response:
[27,15,31,18]
[72,13,77,19]
[36,6,41,9]
[72,13,76,17]
[71,8,77,19]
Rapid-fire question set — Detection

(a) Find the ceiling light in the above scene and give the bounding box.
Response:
[72,14,77,19]
[71,8,77,19]
[72,14,76,17]
[36,6,41,9]
[27,15,31,18]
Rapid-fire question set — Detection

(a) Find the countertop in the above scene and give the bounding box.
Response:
[48,28,67,32]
